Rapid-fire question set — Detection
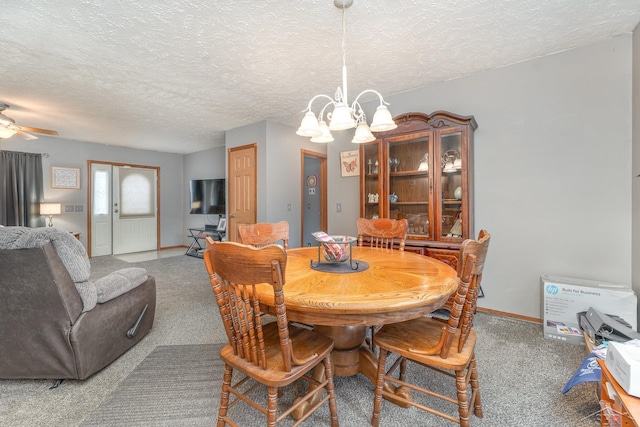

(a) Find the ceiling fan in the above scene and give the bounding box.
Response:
[0,102,59,140]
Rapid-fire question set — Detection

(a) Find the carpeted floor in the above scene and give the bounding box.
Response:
[81,344,224,426]
[0,253,602,426]
[80,339,602,427]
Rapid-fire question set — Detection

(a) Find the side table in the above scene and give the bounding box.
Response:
[598,358,640,426]
[185,228,223,258]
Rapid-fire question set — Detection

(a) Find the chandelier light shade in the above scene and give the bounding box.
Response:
[297,0,397,144]
[40,203,61,227]
[311,120,335,143]
[351,121,376,143]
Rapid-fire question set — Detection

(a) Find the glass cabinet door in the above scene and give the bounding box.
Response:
[362,142,382,219]
[387,135,430,238]
[439,131,463,239]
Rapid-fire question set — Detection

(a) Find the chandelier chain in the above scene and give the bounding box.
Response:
[342,7,347,78]
[296,0,397,143]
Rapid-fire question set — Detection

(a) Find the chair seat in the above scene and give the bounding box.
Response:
[374,316,477,371]
[220,322,334,387]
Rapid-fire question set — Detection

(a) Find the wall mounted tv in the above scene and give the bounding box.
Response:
[189,179,225,215]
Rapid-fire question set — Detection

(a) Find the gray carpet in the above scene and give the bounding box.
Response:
[78,325,602,427]
[0,252,602,426]
[81,344,224,426]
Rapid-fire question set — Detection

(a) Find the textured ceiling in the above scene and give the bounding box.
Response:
[1,0,639,154]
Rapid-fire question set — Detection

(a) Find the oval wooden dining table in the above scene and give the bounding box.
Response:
[255,245,458,418]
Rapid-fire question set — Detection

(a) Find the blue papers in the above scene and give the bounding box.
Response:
[562,354,601,394]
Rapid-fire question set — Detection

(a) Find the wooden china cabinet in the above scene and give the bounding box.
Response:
[359,111,477,270]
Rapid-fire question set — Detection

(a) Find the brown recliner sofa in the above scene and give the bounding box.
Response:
[0,226,156,380]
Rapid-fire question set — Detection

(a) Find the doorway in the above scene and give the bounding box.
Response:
[88,161,160,257]
[227,144,257,242]
[301,150,327,247]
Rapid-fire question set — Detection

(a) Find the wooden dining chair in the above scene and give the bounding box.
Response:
[357,217,409,351]
[203,239,339,427]
[356,217,408,251]
[438,229,491,317]
[238,220,289,249]
[371,231,491,427]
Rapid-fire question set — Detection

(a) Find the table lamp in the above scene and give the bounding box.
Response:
[40,203,61,227]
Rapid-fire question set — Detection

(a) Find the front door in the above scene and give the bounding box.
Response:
[227,144,257,242]
[89,161,159,257]
[112,166,158,254]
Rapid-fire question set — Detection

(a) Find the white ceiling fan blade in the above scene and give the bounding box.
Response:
[16,129,38,140]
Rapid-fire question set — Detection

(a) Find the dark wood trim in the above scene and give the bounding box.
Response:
[300,149,328,246]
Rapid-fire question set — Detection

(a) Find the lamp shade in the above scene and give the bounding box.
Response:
[40,203,61,215]
[310,120,334,143]
[351,122,376,143]
[296,112,322,137]
[0,126,16,139]
[329,103,356,131]
[369,105,397,132]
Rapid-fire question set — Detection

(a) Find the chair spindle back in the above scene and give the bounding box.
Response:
[238,221,289,249]
[357,218,408,251]
[457,229,491,352]
[203,239,297,371]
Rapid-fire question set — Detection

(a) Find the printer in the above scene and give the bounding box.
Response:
[578,307,640,345]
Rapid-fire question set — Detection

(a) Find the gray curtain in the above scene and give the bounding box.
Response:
[0,150,45,227]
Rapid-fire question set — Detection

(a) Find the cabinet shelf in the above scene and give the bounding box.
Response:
[389,170,428,177]
[389,201,428,206]
[443,199,462,204]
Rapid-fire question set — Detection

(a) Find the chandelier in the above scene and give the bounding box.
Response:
[296,0,397,144]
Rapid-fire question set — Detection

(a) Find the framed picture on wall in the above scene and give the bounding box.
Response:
[340,150,359,177]
[217,217,227,232]
[51,166,81,189]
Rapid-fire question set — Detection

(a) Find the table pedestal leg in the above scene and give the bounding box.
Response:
[314,325,366,376]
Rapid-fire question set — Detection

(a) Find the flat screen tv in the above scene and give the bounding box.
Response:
[190,179,225,214]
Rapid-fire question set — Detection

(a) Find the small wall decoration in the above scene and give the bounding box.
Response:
[340,150,359,177]
[51,166,81,189]
[306,175,317,187]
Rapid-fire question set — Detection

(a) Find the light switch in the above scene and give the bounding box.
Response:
[336,203,342,213]
[287,204,292,211]
[74,205,83,212]
[65,205,75,213]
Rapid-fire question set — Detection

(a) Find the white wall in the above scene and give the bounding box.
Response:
[224,120,327,248]
[0,137,184,250]
[633,23,640,324]
[327,35,634,320]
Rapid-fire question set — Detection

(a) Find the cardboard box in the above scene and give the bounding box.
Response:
[606,340,640,397]
[541,275,637,344]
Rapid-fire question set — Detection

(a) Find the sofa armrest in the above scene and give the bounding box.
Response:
[70,276,156,379]
[94,267,148,304]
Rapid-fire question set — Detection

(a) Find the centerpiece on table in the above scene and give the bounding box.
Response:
[311,231,359,271]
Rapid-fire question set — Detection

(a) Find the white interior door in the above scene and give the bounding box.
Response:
[112,166,158,255]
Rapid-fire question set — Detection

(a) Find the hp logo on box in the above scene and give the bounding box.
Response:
[545,284,559,295]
